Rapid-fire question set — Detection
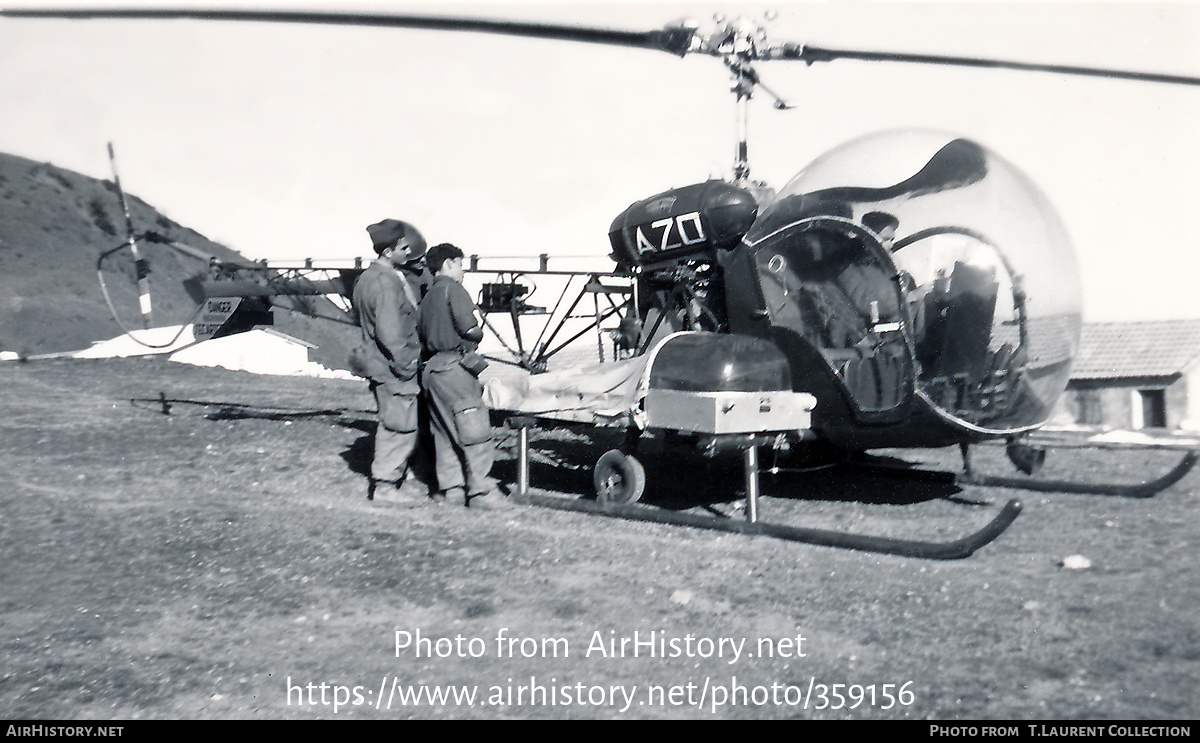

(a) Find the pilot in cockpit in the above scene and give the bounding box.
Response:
[861,211,897,252]
[827,212,902,348]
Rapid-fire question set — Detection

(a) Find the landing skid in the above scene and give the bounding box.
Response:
[508,421,1019,559]
[514,488,1022,560]
[958,450,1198,498]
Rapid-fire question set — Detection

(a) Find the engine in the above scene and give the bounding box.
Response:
[608,180,758,335]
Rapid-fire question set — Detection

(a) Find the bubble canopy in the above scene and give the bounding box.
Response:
[742,130,1082,435]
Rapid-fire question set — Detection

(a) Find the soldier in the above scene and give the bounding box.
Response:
[351,218,431,506]
[418,243,513,510]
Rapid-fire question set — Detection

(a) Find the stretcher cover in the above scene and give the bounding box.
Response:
[483,355,650,424]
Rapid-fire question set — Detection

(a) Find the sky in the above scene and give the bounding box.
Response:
[2,0,1200,322]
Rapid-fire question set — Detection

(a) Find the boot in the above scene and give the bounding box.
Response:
[443,487,467,507]
[465,486,516,511]
[396,476,432,501]
[370,478,428,508]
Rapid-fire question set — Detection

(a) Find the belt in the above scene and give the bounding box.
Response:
[424,350,465,373]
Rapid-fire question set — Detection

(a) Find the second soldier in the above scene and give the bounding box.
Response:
[418,243,513,510]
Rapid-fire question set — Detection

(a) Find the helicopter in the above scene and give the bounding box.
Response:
[5,5,1199,557]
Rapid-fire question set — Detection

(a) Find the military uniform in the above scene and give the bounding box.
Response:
[352,257,424,488]
[418,274,496,497]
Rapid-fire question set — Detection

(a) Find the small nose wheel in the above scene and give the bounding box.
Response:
[594,449,645,505]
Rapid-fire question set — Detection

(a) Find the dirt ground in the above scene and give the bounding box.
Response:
[1,358,1197,720]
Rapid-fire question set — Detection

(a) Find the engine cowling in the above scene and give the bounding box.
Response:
[607,180,758,271]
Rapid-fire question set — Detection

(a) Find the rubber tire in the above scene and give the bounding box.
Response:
[594,449,646,505]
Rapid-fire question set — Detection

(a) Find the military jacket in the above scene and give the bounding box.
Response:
[352,259,422,384]
[418,274,481,358]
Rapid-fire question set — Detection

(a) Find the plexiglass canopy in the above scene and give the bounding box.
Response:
[744,130,1081,434]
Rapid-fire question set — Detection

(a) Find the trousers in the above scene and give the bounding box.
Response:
[421,358,495,495]
[370,378,419,484]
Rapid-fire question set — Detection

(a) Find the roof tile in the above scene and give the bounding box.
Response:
[1072,320,1200,379]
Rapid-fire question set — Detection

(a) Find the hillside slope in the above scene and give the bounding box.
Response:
[0,151,355,367]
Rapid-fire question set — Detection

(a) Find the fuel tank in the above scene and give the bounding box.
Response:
[647,331,791,392]
[608,180,758,270]
[644,333,815,436]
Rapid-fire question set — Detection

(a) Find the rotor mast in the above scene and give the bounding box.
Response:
[696,15,792,187]
[731,58,754,185]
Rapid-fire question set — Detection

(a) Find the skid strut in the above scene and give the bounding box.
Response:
[508,420,1020,559]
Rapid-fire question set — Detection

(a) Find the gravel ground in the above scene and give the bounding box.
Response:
[1,358,1197,719]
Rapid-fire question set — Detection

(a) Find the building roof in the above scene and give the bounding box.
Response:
[169,327,351,379]
[1072,319,1200,380]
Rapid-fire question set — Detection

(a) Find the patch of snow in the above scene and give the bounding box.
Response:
[168,328,356,380]
[73,325,195,358]
[1090,430,1200,446]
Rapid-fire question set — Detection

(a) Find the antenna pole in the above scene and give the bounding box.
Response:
[107,142,153,329]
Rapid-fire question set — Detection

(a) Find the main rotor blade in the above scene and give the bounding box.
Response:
[7,7,1198,87]
[787,44,1200,87]
[0,7,696,55]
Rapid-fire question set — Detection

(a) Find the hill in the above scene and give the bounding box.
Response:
[0,151,355,367]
